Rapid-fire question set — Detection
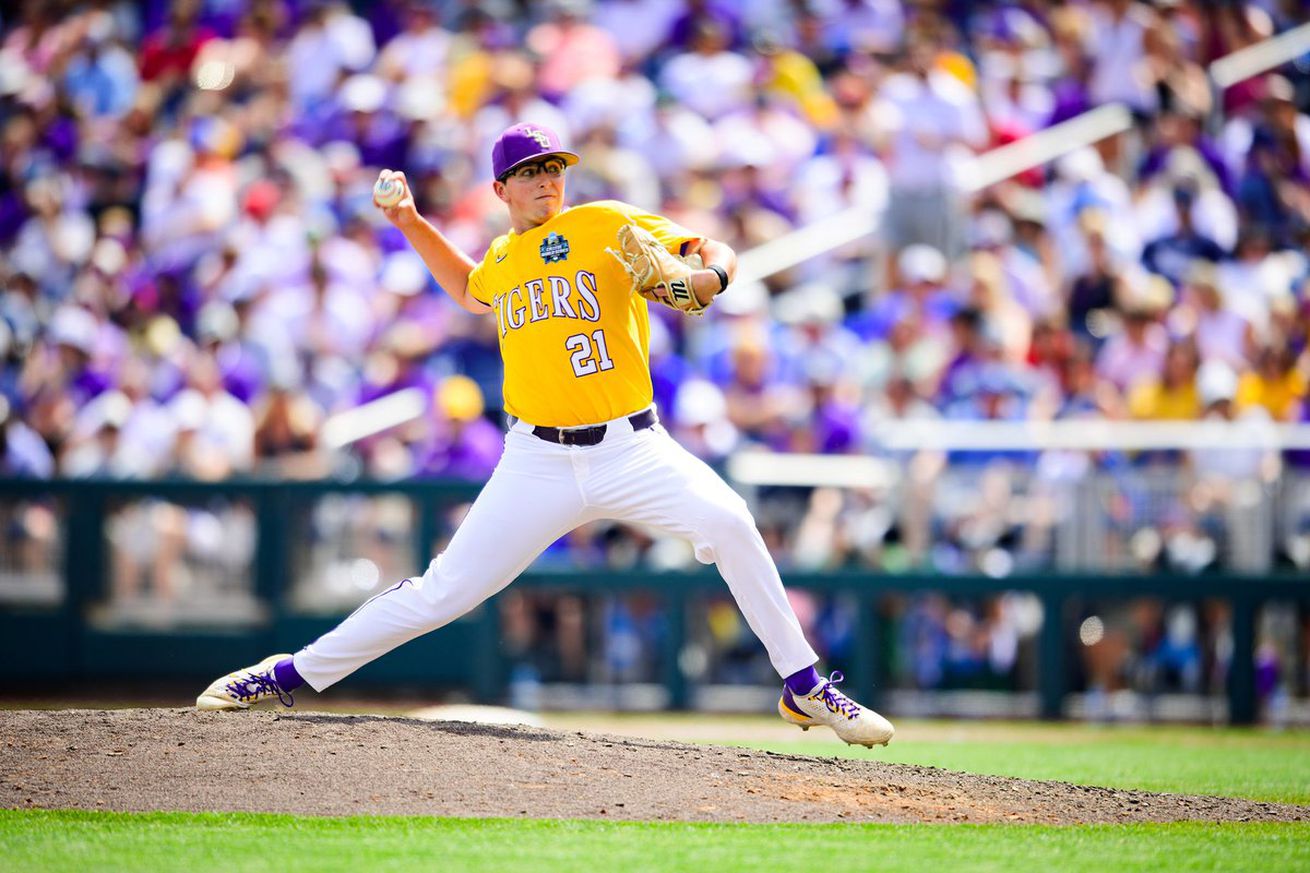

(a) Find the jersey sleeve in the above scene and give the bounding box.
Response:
[466,263,489,306]
[598,200,702,256]
[466,236,507,306]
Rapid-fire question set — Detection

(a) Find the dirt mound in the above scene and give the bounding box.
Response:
[1,709,1304,824]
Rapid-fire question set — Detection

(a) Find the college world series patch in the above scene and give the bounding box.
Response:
[540,232,570,263]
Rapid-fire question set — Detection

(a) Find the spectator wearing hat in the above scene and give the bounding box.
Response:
[165,353,254,481]
[1181,263,1255,371]
[1095,291,1169,396]
[671,377,738,462]
[38,305,113,409]
[847,244,957,343]
[416,375,502,481]
[1140,175,1229,288]
[943,360,1036,467]
[1187,359,1281,572]
[66,357,174,480]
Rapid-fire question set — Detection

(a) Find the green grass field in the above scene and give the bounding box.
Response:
[734,721,1310,804]
[2,812,1307,873]
[542,713,1310,804]
[4,717,1309,872]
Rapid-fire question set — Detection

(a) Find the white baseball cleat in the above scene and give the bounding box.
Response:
[778,671,894,747]
[196,654,296,711]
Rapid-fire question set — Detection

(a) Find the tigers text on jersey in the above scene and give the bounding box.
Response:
[467,200,698,427]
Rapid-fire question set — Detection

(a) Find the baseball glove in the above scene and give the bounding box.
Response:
[606,223,709,316]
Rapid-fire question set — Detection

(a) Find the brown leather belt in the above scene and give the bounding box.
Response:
[530,408,657,446]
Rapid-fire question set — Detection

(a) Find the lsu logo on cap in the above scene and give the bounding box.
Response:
[524,127,551,148]
[540,232,570,263]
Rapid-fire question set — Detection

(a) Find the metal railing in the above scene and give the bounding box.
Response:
[1,475,1306,723]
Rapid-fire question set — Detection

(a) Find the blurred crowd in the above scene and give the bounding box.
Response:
[2,0,1310,580]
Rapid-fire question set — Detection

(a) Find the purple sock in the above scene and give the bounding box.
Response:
[273,656,305,692]
[784,665,822,695]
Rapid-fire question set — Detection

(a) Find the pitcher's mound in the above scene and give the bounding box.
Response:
[2,709,1305,824]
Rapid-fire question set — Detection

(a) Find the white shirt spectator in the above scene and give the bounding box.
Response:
[318,233,382,293]
[562,72,658,140]
[376,19,450,80]
[228,212,313,291]
[627,104,718,181]
[141,145,238,272]
[325,3,376,72]
[70,390,177,478]
[715,104,818,178]
[875,69,987,190]
[659,47,753,121]
[169,387,256,475]
[256,279,375,360]
[1193,308,1251,369]
[791,138,888,224]
[1087,1,1157,113]
[286,18,348,109]
[1045,148,1142,276]
[1215,250,1305,337]
[980,65,1055,134]
[1096,320,1169,392]
[11,208,97,293]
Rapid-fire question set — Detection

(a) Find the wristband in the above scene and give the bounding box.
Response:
[708,264,729,294]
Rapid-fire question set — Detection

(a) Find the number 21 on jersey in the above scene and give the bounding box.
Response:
[566,329,614,377]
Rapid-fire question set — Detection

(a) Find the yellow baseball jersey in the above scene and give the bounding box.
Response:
[467,200,699,427]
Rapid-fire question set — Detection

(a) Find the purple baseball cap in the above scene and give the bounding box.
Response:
[491,123,579,180]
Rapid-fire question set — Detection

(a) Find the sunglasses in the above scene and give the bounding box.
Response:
[504,159,567,182]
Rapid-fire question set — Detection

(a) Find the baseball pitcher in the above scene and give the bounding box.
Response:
[197,124,894,747]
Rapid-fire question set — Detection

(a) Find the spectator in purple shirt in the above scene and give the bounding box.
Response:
[416,375,503,481]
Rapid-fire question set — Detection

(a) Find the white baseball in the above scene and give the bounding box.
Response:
[374,175,405,208]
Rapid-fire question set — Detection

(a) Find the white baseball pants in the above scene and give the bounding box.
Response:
[294,408,818,691]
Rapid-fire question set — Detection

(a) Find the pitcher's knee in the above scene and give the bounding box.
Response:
[700,498,760,545]
[417,557,493,620]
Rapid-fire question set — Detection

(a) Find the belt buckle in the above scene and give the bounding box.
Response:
[557,428,567,445]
